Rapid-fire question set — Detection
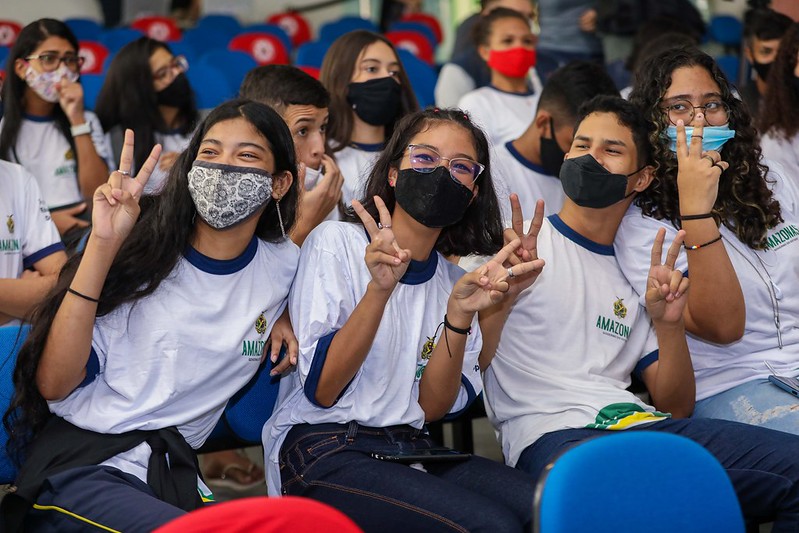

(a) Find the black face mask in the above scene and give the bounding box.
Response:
[347,77,402,126]
[559,154,641,209]
[157,73,192,108]
[540,117,566,177]
[394,167,473,228]
[751,59,771,81]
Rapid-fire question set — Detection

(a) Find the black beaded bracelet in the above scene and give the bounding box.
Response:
[443,314,471,335]
[679,213,714,220]
[67,287,100,303]
[684,234,722,251]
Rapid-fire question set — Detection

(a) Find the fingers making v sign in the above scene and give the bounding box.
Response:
[352,196,412,292]
[674,116,730,215]
[503,195,547,296]
[646,228,691,324]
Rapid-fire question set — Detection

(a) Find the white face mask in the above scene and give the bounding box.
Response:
[24,64,79,103]
[304,166,322,190]
[188,160,274,229]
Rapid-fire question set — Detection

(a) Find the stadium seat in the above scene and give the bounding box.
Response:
[65,17,103,41]
[386,30,435,65]
[196,13,242,39]
[0,46,9,68]
[319,16,378,43]
[187,62,233,109]
[229,32,290,65]
[0,324,31,484]
[0,20,22,47]
[267,11,312,48]
[181,27,232,57]
[131,15,182,42]
[709,15,743,52]
[100,27,145,53]
[388,21,437,50]
[197,50,255,99]
[78,40,109,75]
[244,23,292,54]
[80,73,104,110]
[165,40,197,67]
[535,431,745,533]
[402,12,443,45]
[716,54,740,85]
[295,40,330,70]
[397,48,437,108]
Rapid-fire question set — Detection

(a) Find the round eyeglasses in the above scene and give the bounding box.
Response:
[25,54,84,73]
[407,144,484,186]
[661,99,730,127]
[152,55,189,84]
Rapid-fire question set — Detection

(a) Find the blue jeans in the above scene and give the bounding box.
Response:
[516,418,799,532]
[694,379,799,435]
[280,422,535,533]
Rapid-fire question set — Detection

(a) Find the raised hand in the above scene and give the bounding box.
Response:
[304,154,344,221]
[674,116,730,215]
[352,196,411,292]
[504,195,546,296]
[646,228,690,324]
[92,129,161,245]
[263,308,299,375]
[57,77,85,125]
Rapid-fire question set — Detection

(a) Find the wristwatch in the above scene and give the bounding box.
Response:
[70,122,92,137]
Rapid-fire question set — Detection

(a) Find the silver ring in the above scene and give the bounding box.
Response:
[117,169,131,176]
[377,222,392,230]
[507,267,515,279]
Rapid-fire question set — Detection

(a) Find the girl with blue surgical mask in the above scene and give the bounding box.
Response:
[615,46,799,436]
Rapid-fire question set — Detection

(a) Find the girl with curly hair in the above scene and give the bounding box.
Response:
[615,46,799,433]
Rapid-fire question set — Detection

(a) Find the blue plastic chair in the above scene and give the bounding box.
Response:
[534,431,745,533]
[99,27,144,53]
[187,62,234,109]
[388,21,437,50]
[80,73,104,110]
[319,16,378,43]
[165,39,197,67]
[198,49,257,97]
[196,13,242,39]
[244,23,292,54]
[709,15,743,48]
[0,324,30,484]
[295,40,331,70]
[65,18,103,41]
[0,46,9,69]
[716,55,740,85]
[181,27,232,58]
[397,48,437,108]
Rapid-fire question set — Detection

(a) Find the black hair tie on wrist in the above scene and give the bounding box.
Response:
[68,287,100,303]
[679,213,714,220]
[443,314,471,335]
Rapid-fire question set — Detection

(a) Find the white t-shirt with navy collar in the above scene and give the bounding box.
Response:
[492,140,565,222]
[263,221,483,495]
[476,215,663,467]
[458,85,542,148]
[1,112,114,209]
[615,162,799,400]
[334,142,384,209]
[48,235,299,485]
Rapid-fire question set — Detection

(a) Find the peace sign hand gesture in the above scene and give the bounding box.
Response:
[646,228,690,325]
[674,116,730,215]
[352,196,412,292]
[504,195,547,296]
[92,129,162,246]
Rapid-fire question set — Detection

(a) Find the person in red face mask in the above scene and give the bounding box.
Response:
[458,7,542,148]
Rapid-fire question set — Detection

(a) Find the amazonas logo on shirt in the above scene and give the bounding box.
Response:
[765,224,799,251]
[240,311,268,361]
[595,297,631,341]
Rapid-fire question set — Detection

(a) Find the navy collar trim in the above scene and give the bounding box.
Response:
[505,141,553,176]
[183,236,258,274]
[489,84,535,97]
[363,227,438,284]
[23,113,55,123]
[548,214,614,256]
[350,141,385,152]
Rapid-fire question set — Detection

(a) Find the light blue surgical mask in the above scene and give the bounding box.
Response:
[666,125,736,153]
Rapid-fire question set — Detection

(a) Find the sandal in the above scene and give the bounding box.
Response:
[204,454,265,492]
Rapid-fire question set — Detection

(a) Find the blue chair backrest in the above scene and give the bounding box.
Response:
[196,14,242,37]
[81,73,104,110]
[165,39,198,67]
[295,40,331,70]
[388,21,437,49]
[187,62,234,109]
[65,18,103,41]
[319,16,378,43]
[0,46,9,69]
[535,431,745,533]
[397,48,437,108]
[100,27,145,53]
[716,54,740,85]
[244,23,292,54]
[198,50,256,98]
[709,15,743,47]
[181,27,232,57]
[0,324,30,484]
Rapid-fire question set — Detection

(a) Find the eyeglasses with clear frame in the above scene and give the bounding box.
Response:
[25,53,84,72]
[406,144,485,187]
[661,98,730,127]
[152,55,189,84]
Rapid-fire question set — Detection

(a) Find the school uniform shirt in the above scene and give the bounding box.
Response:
[760,132,799,191]
[0,160,64,279]
[334,143,383,209]
[615,163,799,401]
[146,130,193,195]
[1,112,114,209]
[492,141,565,222]
[479,215,665,467]
[48,236,299,488]
[457,83,542,148]
[263,221,483,495]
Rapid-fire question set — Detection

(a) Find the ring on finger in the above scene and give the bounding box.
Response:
[713,162,725,172]
[507,267,515,279]
[702,155,715,165]
[377,222,391,230]
[117,169,132,177]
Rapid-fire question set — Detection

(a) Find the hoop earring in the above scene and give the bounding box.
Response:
[275,198,286,239]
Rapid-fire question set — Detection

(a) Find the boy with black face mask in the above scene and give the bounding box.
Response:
[741,8,792,116]
[492,61,617,220]
[470,95,799,531]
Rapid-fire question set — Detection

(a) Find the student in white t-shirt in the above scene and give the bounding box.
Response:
[241,65,345,246]
[263,108,543,532]
[95,37,200,196]
[0,19,113,240]
[493,60,618,220]
[2,100,301,532]
[458,8,543,148]
[0,160,66,326]
[477,95,799,530]
[620,46,799,434]
[320,31,419,208]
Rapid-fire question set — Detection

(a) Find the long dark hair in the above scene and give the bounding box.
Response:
[759,23,799,139]
[0,19,78,166]
[95,37,199,173]
[347,107,503,257]
[628,46,781,249]
[3,99,299,460]
[320,30,418,151]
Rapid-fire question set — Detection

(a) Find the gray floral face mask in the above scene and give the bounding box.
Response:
[187,160,273,229]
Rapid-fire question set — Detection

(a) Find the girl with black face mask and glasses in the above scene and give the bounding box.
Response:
[2,100,301,532]
[95,37,199,196]
[320,30,418,211]
[263,108,544,533]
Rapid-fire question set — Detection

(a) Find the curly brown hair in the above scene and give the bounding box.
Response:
[758,22,799,140]
[628,46,781,249]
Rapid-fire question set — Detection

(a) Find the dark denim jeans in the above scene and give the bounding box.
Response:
[280,422,535,533]
[517,418,799,532]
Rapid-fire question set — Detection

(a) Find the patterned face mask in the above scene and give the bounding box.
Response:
[24,64,79,103]
[187,160,274,229]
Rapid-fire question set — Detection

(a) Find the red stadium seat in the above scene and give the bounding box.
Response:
[402,12,443,44]
[0,20,22,47]
[385,30,434,65]
[267,11,312,48]
[78,41,109,75]
[131,15,182,42]
[229,32,289,65]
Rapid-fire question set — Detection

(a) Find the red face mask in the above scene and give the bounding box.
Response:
[487,47,536,79]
